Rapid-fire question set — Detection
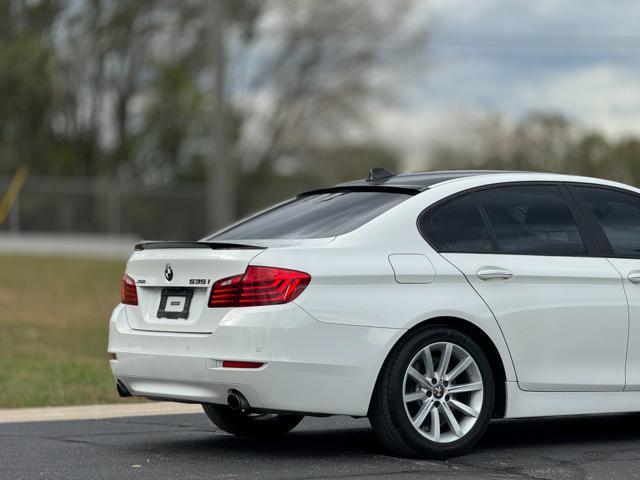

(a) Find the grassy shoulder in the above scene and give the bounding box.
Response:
[0,254,138,408]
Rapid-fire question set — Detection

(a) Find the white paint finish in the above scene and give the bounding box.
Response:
[108,172,640,419]
[606,258,640,390]
[256,243,516,382]
[388,254,436,284]
[124,247,263,333]
[505,381,640,418]
[445,253,628,391]
[109,304,402,415]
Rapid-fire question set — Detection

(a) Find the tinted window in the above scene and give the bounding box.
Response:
[476,185,585,255]
[577,186,640,257]
[210,190,410,240]
[420,194,492,253]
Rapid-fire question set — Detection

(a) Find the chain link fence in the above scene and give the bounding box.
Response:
[0,175,210,240]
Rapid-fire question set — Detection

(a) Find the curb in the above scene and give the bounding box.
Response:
[0,402,202,424]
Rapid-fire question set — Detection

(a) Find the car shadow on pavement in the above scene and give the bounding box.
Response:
[138,426,386,461]
[134,413,640,461]
[477,412,640,452]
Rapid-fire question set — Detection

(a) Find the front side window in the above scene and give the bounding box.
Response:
[210,190,411,240]
[419,194,492,253]
[577,186,640,258]
[476,185,585,256]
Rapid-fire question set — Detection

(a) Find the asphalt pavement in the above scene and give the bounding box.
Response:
[3,410,640,479]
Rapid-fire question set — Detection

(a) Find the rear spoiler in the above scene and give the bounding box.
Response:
[299,185,422,196]
[134,241,266,251]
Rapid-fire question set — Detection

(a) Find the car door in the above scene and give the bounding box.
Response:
[570,184,640,391]
[420,183,628,391]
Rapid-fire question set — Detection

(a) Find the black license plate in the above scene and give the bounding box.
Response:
[157,287,193,319]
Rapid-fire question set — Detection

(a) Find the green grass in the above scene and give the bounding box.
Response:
[0,254,139,408]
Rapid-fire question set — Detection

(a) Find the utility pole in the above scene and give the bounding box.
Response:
[207,0,234,231]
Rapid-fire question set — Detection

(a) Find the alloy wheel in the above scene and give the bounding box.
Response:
[402,341,484,443]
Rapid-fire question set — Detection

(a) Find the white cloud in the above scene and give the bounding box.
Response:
[517,65,640,135]
[428,0,640,36]
[365,0,640,169]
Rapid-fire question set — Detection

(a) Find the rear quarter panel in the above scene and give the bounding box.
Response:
[251,188,518,382]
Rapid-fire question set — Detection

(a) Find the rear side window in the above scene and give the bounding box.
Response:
[577,186,640,258]
[211,190,411,240]
[419,194,492,253]
[476,185,585,256]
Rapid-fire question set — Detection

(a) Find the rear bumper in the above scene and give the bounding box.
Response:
[108,304,402,416]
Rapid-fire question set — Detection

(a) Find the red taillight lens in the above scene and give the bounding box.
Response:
[222,361,264,369]
[208,273,243,308]
[121,273,138,305]
[208,266,310,308]
[239,266,310,306]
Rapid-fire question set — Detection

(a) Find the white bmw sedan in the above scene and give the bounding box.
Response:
[109,169,640,457]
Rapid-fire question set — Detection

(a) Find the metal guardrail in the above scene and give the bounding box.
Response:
[0,175,210,240]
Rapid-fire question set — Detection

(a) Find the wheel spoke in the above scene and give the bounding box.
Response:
[448,381,483,394]
[411,398,434,428]
[404,391,427,403]
[402,341,484,444]
[441,402,463,438]
[430,405,440,441]
[444,355,473,382]
[449,398,479,418]
[421,347,435,380]
[436,343,453,379]
[407,367,430,389]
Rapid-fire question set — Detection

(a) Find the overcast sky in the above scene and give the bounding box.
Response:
[382,0,640,166]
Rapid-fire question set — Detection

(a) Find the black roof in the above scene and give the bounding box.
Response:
[336,170,514,191]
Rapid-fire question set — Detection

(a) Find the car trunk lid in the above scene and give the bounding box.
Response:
[124,242,265,333]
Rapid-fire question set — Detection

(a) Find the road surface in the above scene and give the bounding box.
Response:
[3,410,640,479]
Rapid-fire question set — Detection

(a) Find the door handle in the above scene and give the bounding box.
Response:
[628,272,640,284]
[477,268,513,281]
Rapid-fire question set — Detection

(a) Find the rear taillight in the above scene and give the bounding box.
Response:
[208,266,310,308]
[222,361,264,368]
[121,273,138,305]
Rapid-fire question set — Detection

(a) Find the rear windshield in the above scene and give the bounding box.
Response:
[210,190,411,240]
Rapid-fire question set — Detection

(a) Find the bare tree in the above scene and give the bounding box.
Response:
[220,0,428,216]
[5,0,428,230]
[234,0,427,169]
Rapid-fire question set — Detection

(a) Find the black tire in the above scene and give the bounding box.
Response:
[202,404,304,438]
[369,326,495,459]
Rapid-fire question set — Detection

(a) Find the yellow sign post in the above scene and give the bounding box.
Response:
[0,166,29,225]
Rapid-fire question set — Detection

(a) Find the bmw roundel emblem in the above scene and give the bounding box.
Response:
[164,264,173,281]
